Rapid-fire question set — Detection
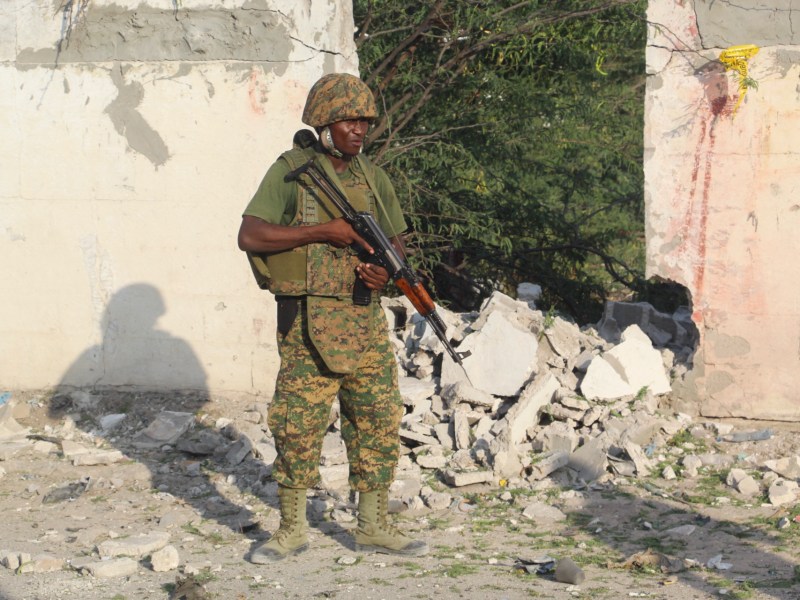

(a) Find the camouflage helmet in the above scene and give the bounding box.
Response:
[301,73,378,127]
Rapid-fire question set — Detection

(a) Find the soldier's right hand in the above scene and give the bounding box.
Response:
[321,218,374,254]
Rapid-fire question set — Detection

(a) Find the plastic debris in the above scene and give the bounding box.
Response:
[514,555,556,575]
[707,554,733,570]
[718,429,772,443]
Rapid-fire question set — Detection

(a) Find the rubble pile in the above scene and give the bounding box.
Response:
[375,290,698,503]
[1,289,800,588]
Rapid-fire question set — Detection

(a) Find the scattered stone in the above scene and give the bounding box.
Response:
[768,479,799,507]
[622,440,652,477]
[554,557,585,585]
[131,411,194,449]
[17,554,63,574]
[528,451,569,481]
[568,438,608,482]
[662,465,677,480]
[78,557,139,578]
[99,413,126,431]
[42,477,91,504]
[337,555,357,565]
[682,455,702,478]
[764,456,800,479]
[97,531,170,559]
[72,449,125,466]
[442,469,493,487]
[521,501,566,523]
[150,545,180,572]
[726,468,760,496]
[177,429,226,456]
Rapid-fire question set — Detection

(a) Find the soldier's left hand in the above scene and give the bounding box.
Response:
[356,263,390,290]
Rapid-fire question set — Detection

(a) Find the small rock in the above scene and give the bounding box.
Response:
[150,545,179,572]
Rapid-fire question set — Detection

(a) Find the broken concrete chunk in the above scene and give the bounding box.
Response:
[542,318,583,360]
[537,422,579,454]
[568,437,609,482]
[442,381,497,410]
[79,557,139,578]
[150,545,180,572]
[603,328,672,395]
[442,469,493,487]
[682,454,702,477]
[579,356,635,401]
[442,309,539,397]
[97,531,170,559]
[72,449,124,466]
[528,451,569,481]
[17,554,63,573]
[501,373,560,446]
[521,501,566,523]
[99,413,126,432]
[623,445,659,477]
[399,428,439,447]
[768,479,798,507]
[132,411,194,449]
[453,408,472,451]
[399,376,437,405]
[726,468,760,496]
[764,456,800,480]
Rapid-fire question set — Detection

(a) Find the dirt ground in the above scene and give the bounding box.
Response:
[1,389,799,600]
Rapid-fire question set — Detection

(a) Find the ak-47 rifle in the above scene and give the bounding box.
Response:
[284,157,470,367]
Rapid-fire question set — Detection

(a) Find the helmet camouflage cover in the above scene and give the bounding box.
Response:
[301,73,378,127]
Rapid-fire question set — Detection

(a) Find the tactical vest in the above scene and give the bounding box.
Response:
[247,145,385,300]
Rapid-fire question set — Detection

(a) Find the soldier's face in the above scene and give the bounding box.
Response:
[328,118,370,156]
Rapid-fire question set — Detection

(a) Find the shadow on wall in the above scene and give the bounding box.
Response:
[58,283,208,390]
[49,283,265,538]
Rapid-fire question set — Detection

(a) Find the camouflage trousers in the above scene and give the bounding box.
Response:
[268,298,403,492]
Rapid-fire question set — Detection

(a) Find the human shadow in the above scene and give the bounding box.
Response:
[48,283,261,541]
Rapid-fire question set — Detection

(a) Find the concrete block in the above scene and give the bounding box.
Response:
[579,355,635,401]
[503,373,560,446]
[442,469,493,487]
[442,309,538,397]
[604,329,672,395]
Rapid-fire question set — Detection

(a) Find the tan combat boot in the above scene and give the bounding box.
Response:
[355,489,428,556]
[249,486,308,563]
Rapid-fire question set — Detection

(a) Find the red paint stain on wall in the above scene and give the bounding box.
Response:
[680,62,735,304]
[248,68,267,115]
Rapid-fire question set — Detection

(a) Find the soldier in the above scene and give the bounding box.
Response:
[237,73,429,563]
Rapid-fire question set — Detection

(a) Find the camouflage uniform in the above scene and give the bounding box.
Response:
[270,297,403,491]
[244,141,406,493]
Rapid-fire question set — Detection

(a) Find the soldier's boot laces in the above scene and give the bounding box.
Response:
[355,489,429,556]
[250,486,308,564]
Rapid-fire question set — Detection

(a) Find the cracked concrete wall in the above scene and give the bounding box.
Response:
[646,0,800,420]
[0,0,358,396]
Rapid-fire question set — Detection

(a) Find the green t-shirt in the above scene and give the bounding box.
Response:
[244,153,407,238]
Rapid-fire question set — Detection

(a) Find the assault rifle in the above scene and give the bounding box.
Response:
[285,157,470,367]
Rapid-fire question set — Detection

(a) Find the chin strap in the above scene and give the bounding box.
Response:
[319,126,344,158]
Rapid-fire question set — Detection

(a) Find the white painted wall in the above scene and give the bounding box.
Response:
[645,1,800,420]
[0,0,358,398]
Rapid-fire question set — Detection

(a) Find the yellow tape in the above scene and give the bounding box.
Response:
[719,44,759,114]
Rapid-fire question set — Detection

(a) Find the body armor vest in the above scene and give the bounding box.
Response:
[247,146,382,300]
